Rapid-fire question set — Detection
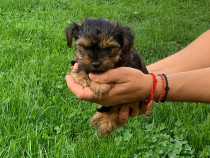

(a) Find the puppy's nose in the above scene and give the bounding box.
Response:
[92,61,100,68]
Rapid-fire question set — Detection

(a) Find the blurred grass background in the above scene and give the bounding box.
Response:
[0,0,209,157]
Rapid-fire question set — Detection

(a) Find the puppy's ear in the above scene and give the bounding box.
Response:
[115,26,134,53]
[122,27,134,53]
[66,23,81,48]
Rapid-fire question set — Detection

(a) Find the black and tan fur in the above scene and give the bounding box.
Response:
[66,18,148,135]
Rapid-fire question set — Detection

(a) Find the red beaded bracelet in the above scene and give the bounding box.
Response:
[145,73,157,116]
[156,74,165,103]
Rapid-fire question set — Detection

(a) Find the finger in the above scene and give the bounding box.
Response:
[89,67,134,84]
[70,63,79,72]
[65,75,95,100]
[130,102,139,117]
[118,105,129,126]
[73,63,79,71]
[138,103,148,115]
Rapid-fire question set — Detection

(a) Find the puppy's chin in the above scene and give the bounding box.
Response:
[79,65,114,73]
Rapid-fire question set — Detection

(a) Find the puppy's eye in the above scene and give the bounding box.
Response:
[82,46,91,50]
[105,47,112,52]
[108,54,116,57]
[78,53,84,57]
[77,44,91,50]
[77,50,86,56]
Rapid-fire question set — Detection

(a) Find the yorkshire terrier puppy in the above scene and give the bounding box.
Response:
[66,18,148,136]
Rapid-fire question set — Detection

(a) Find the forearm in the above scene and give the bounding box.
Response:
[153,67,210,103]
[147,30,210,74]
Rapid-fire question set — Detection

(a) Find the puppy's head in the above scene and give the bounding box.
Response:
[66,18,134,73]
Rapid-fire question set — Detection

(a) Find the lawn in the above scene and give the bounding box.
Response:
[0,0,209,157]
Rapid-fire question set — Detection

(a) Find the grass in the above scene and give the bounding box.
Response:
[0,0,209,157]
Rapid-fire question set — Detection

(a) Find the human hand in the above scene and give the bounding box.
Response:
[89,67,154,105]
[66,63,153,106]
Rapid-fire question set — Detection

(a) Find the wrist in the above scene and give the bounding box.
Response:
[143,74,153,100]
[139,73,166,102]
[144,74,166,102]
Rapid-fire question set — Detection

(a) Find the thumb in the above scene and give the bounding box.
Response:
[89,67,131,84]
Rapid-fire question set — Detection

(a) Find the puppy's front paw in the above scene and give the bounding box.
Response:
[90,82,111,98]
[71,71,90,88]
[76,78,90,88]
